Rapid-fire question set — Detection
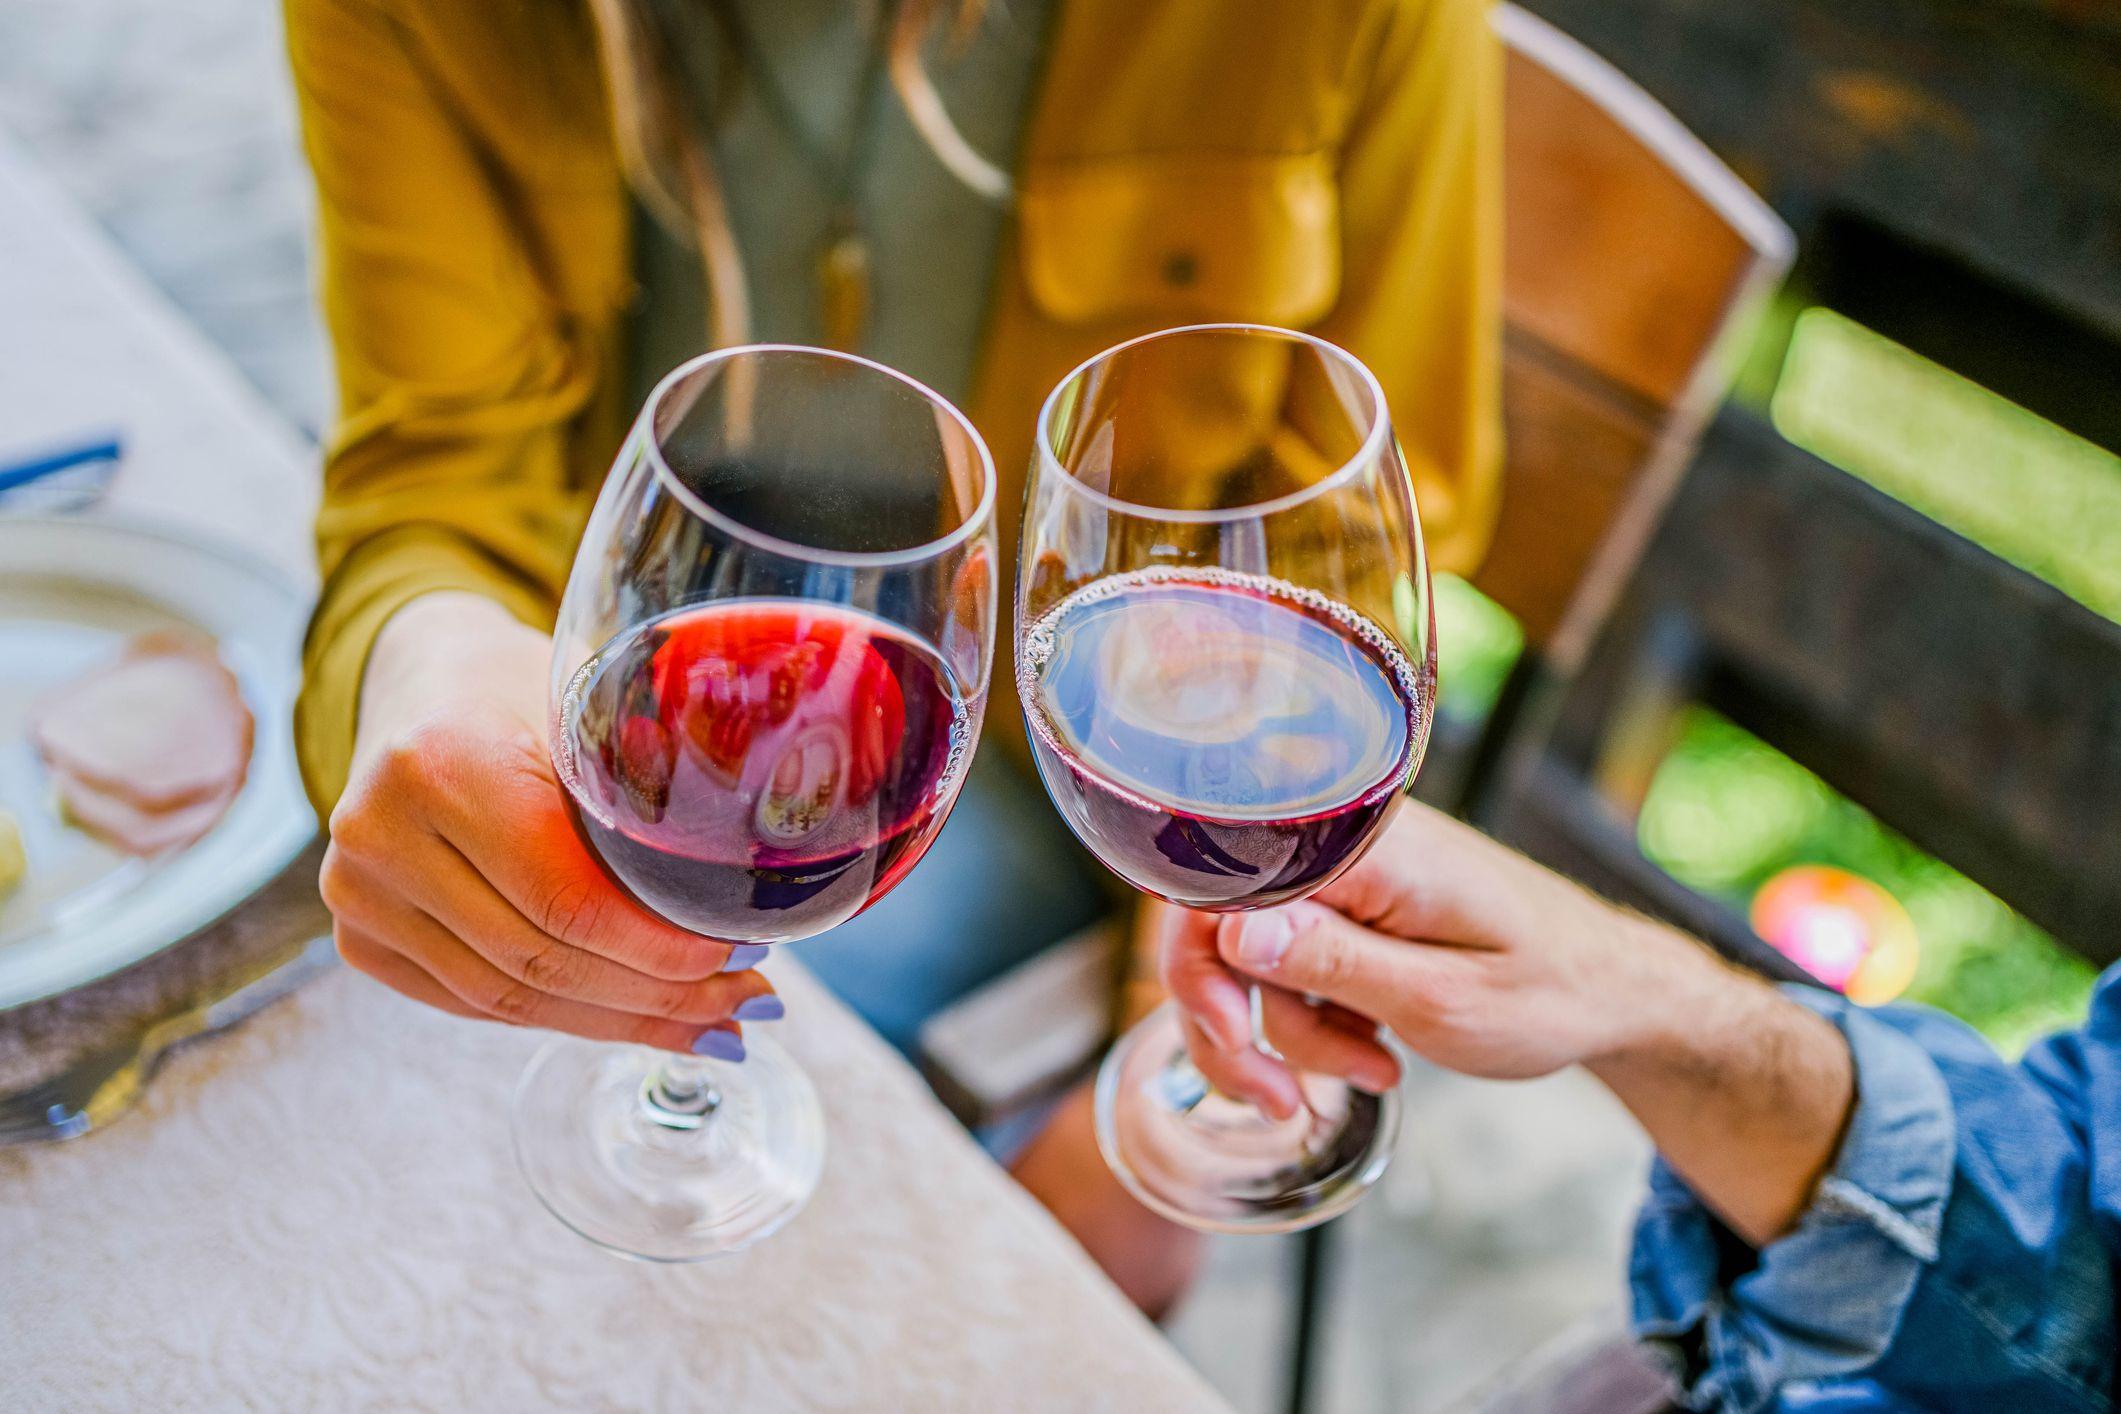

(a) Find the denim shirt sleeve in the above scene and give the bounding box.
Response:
[1628,971,2121,1414]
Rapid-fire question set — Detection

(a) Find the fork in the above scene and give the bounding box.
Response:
[0,933,336,1146]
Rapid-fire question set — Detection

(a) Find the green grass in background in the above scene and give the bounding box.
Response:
[1638,709,2096,1052]
[1773,308,2121,624]
[1431,572,1525,722]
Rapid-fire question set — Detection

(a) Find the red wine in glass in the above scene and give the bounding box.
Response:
[1019,567,1430,912]
[558,600,971,941]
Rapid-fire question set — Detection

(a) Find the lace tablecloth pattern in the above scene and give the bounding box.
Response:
[0,957,1227,1410]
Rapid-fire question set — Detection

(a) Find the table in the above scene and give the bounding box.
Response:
[0,132,1228,1412]
[1,965,1227,1409]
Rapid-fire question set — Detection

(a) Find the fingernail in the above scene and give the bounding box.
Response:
[733,994,784,1022]
[1232,912,1297,971]
[1354,1061,1400,1096]
[722,944,769,972]
[691,1027,746,1062]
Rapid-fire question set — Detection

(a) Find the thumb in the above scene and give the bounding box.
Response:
[1217,901,1417,1014]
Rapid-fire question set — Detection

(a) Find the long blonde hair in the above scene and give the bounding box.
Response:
[586,0,1006,349]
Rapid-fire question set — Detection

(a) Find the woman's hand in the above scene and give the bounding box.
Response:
[321,592,777,1057]
[1163,801,1854,1245]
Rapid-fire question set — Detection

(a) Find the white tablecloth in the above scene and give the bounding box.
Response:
[0,130,1227,1412]
[0,962,1225,1410]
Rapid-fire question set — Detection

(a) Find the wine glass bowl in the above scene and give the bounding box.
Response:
[1018,565,1425,913]
[1015,324,1433,1233]
[518,345,996,1261]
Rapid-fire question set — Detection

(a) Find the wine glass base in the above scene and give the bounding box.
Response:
[1094,1003,1399,1234]
[512,1032,825,1262]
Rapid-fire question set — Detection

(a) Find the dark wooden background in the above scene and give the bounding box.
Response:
[1523,0,2121,449]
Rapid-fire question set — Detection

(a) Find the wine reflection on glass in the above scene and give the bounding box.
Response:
[1015,324,1435,1233]
[518,345,996,1262]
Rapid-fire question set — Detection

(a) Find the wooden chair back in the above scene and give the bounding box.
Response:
[1478,5,1794,665]
[1494,411,2121,976]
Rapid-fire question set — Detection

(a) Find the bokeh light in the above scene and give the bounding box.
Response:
[1751,865,1919,1004]
[1639,707,2094,1052]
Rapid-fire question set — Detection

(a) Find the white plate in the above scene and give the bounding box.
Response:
[0,515,312,1008]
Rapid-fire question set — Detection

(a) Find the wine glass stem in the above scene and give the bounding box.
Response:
[640,1057,724,1132]
[1247,982,1323,1129]
[1247,984,1279,1060]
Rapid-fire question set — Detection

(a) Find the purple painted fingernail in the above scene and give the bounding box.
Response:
[691,1028,746,1062]
[722,944,769,972]
[734,994,785,1022]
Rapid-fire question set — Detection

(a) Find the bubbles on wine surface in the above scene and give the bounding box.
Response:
[1020,566,1421,822]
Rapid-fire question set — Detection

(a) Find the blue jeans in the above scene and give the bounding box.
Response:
[789,751,1109,1056]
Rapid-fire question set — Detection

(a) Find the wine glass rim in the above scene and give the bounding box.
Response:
[638,344,997,568]
[1033,323,1393,525]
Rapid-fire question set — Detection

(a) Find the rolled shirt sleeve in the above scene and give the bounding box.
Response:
[1629,977,2119,1413]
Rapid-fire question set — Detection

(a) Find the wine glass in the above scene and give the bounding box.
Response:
[517,345,996,1261]
[1015,324,1435,1233]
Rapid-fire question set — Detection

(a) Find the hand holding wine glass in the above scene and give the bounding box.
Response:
[1163,800,1860,1250]
[1161,802,1671,1100]
[517,345,996,1261]
[1015,324,1435,1233]
[323,590,776,1053]
[1146,898,1403,1121]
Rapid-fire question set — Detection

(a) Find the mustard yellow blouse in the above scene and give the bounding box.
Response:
[284,0,1503,816]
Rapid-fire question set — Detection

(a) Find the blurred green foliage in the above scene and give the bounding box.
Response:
[1431,572,1524,722]
[1774,309,2121,625]
[1639,708,2096,1053]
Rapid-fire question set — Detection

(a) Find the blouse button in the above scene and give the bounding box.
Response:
[1161,251,1200,288]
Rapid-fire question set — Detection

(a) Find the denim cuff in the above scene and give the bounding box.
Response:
[1628,985,1956,1413]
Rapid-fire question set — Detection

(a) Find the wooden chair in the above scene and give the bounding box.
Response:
[1429,4,1794,810]
[1481,4,1792,660]
[1451,31,2120,1414]
[1460,408,2121,1414]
